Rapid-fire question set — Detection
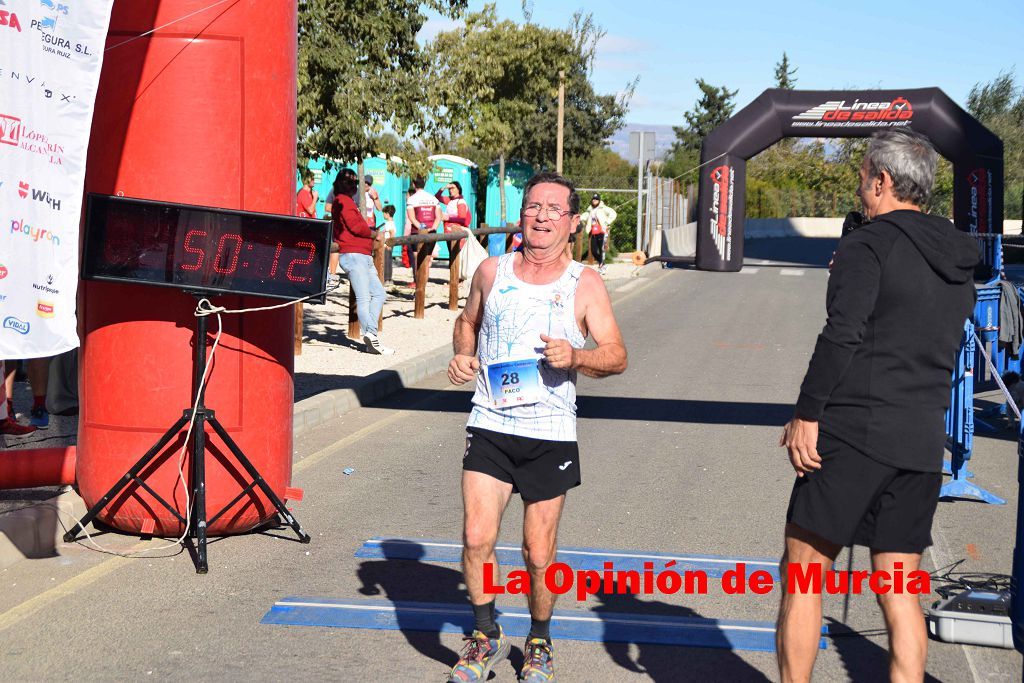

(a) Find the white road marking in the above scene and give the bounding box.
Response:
[780,269,805,277]
[740,268,760,274]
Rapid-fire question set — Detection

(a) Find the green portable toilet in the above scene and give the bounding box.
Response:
[486,159,533,255]
[427,154,479,260]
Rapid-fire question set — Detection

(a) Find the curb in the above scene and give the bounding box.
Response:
[0,263,667,569]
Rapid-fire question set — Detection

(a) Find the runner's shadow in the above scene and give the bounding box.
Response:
[594,583,770,682]
[355,540,467,669]
[825,617,943,682]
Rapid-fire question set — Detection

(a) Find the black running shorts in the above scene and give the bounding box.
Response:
[462,427,581,502]
[786,435,941,553]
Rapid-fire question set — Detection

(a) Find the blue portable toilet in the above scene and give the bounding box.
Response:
[486,159,533,255]
[427,154,478,260]
[343,155,410,258]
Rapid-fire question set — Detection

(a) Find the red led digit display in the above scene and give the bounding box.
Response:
[82,195,331,303]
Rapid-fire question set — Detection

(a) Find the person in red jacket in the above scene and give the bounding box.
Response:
[436,181,472,250]
[333,171,394,355]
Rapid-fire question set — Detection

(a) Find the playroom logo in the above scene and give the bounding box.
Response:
[792,97,914,128]
[968,167,992,233]
[10,218,61,247]
[484,561,931,598]
[708,165,733,262]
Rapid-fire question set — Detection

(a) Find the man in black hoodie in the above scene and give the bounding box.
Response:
[776,129,979,683]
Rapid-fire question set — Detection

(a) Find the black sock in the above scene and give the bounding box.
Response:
[473,601,499,638]
[528,618,550,642]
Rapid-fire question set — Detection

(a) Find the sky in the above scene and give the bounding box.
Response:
[420,0,1023,127]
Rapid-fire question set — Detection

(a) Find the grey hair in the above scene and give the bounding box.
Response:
[863,129,939,207]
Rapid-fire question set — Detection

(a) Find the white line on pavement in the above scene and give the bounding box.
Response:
[780,269,805,277]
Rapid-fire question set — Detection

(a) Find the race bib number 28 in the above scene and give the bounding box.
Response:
[484,358,543,408]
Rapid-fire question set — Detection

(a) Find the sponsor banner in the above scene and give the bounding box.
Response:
[0,0,113,357]
[968,167,994,234]
[708,165,734,262]
[787,96,915,131]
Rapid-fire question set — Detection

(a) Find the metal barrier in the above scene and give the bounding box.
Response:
[941,320,1005,503]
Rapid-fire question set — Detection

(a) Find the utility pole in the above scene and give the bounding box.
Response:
[556,70,565,174]
[635,131,645,252]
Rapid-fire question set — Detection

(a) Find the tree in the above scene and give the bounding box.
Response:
[296,0,467,180]
[663,80,738,184]
[671,80,738,155]
[774,52,797,90]
[426,5,632,222]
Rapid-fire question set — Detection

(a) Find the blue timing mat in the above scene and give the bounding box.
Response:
[262,597,827,652]
[355,537,781,580]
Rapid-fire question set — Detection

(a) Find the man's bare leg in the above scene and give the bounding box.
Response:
[522,495,566,623]
[462,470,513,606]
[777,523,841,683]
[872,551,927,683]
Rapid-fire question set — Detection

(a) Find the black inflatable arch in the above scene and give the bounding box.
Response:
[694,88,1004,272]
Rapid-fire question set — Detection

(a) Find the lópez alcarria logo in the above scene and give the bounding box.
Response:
[10,218,61,246]
[3,316,31,335]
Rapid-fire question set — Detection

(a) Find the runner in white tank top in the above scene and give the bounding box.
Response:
[446,173,628,683]
[467,253,586,441]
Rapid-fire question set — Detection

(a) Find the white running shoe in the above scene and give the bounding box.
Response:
[362,333,395,355]
[598,264,607,275]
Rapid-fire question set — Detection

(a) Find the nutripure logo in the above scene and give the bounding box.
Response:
[3,316,30,335]
[10,218,61,247]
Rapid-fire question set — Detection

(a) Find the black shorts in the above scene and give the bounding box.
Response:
[786,436,941,553]
[463,427,580,502]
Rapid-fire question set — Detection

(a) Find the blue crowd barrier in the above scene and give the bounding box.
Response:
[942,320,1005,504]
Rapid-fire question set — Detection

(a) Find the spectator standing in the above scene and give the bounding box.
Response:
[406,177,442,285]
[380,205,397,284]
[333,172,394,355]
[296,170,318,218]
[436,181,473,250]
[579,193,617,275]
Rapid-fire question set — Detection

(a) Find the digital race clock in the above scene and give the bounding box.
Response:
[83,194,331,303]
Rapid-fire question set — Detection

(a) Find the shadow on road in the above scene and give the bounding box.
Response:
[373,387,793,427]
[355,539,468,670]
[594,583,770,682]
[825,617,943,682]
[743,238,839,268]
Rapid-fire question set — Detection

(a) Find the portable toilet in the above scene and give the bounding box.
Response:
[345,155,410,257]
[427,154,478,260]
[486,159,533,255]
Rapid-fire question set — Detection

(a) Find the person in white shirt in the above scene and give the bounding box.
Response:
[406,176,442,286]
[579,193,617,275]
[380,204,397,283]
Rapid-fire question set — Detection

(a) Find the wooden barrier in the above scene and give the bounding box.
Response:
[297,224,523,351]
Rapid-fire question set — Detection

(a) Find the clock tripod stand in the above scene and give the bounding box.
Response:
[64,294,311,573]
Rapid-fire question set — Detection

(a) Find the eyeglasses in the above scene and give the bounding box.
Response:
[523,204,574,221]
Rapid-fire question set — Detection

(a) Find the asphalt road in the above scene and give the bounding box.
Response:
[0,238,1021,682]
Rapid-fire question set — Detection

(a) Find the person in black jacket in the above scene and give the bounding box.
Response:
[776,129,979,683]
